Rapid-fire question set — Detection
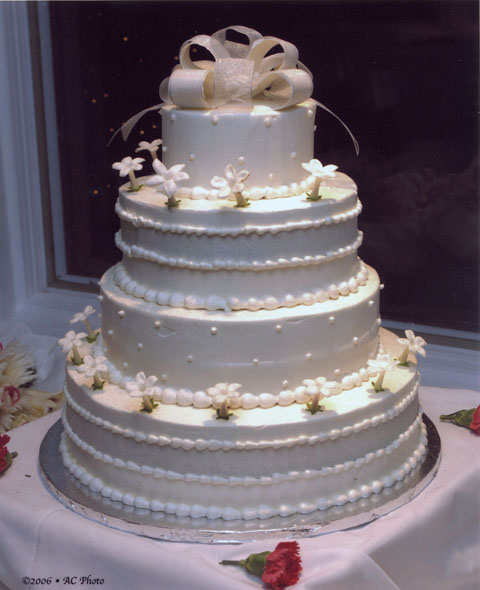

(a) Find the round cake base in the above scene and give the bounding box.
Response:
[39,415,440,544]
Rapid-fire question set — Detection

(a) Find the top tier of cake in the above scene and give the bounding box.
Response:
[161,100,316,199]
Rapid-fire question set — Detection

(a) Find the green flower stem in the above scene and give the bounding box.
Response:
[307,393,323,414]
[92,373,104,390]
[143,395,153,411]
[311,177,321,199]
[440,408,475,429]
[84,319,96,342]
[374,370,385,392]
[219,560,242,566]
[128,170,139,191]
[234,192,249,207]
[71,345,83,366]
[167,196,181,208]
[398,346,410,365]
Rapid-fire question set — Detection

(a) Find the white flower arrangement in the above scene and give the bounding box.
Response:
[58,330,87,366]
[112,156,145,191]
[70,305,98,343]
[146,160,190,208]
[301,159,338,201]
[76,355,108,390]
[210,164,250,207]
[367,354,397,392]
[124,371,160,413]
[135,139,162,161]
[397,330,427,365]
[207,382,242,419]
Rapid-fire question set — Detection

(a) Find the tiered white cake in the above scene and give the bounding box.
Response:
[59,27,427,520]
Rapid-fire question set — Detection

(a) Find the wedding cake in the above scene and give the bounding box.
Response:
[59,27,427,520]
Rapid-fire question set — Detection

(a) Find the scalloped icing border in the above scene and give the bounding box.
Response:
[63,380,419,451]
[111,261,370,311]
[115,231,363,271]
[115,199,362,237]
[60,415,427,520]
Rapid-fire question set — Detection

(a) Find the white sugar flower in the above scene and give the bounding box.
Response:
[301,159,338,200]
[210,164,250,207]
[397,330,427,365]
[208,382,241,419]
[367,354,397,392]
[124,371,159,413]
[76,355,108,389]
[135,139,162,161]
[112,156,145,191]
[70,305,97,342]
[58,330,87,366]
[146,160,189,207]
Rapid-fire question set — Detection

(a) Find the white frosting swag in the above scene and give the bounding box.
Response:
[160,25,313,110]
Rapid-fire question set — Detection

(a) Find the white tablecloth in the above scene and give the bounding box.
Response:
[1,385,479,590]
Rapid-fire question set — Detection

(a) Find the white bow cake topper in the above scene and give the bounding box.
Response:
[160,25,313,110]
[117,25,358,153]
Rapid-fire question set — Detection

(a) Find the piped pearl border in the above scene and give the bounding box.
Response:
[115,199,362,237]
[171,176,316,202]
[112,262,370,311]
[60,415,427,520]
[63,380,419,452]
[115,231,363,271]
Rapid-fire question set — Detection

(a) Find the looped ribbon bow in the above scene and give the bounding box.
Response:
[160,25,313,110]
[116,26,358,154]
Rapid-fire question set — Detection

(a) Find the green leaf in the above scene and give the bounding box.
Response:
[127,184,144,193]
[306,192,322,201]
[440,408,475,429]
[243,551,271,576]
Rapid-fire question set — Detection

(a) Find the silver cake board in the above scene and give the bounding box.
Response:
[38,415,441,544]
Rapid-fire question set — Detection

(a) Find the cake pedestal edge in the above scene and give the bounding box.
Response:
[38,415,441,544]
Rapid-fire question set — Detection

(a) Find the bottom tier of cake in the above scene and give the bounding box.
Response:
[60,329,427,520]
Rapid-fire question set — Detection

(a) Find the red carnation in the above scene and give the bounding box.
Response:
[220,540,302,590]
[470,406,480,434]
[0,434,17,474]
[262,542,302,590]
[440,405,480,435]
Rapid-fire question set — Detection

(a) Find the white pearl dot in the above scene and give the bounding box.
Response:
[275,324,282,333]
[282,380,289,388]
[154,320,161,328]
[268,173,274,181]
[264,117,272,127]
[238,156,245,165]
[161,374,167,382]
[314,125,317,131]
[307,109,314,117]
[211,327,217,335]
[353,337,359,345]
[377,318,382,326]
[189,154,195,161]
[137,343,143,350]
[253,358,259,366]
[118,310,125,318]
[334,368,341,375]
[380,283,385,290]
[329,316,335,324]
[212,115,218,125]
[162,146,167,152]
[123,362,128,369]
[290,152,297,159]
[107,329,113,336]
[368,300,375,307]
[98,295,104,301]
[170,114,176,121]
[187,355,193,363]
[306,353,312,361]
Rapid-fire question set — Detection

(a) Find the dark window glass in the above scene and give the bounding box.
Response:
[44,1,479,332]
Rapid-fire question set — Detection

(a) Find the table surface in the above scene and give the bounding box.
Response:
[1,380,479,589]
